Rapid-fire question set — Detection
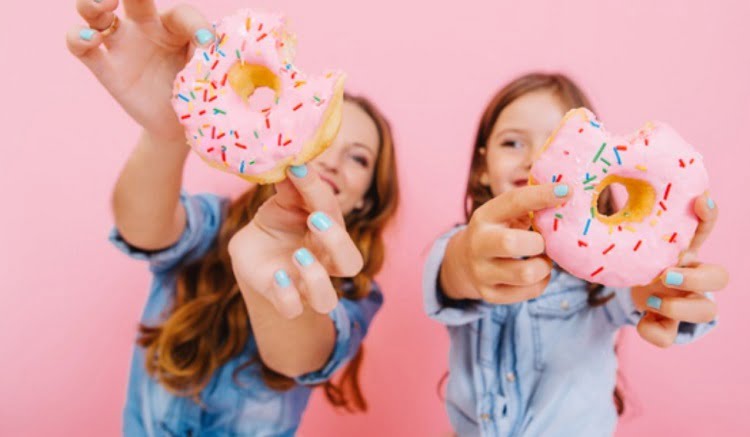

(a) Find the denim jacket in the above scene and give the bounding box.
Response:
[111,191,382,436]
[423,226,716,436]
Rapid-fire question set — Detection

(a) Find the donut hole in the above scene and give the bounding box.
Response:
[596,183,629,216]
[227,63,281,103]
[593,175,656,226]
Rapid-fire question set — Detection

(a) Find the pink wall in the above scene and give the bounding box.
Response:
[2,0,748,435]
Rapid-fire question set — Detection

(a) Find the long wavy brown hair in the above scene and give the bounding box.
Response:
[137,93,399,413]
[463,72,625,415]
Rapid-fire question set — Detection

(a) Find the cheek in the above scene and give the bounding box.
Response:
[485,148,513,182]
[341,167,373,200]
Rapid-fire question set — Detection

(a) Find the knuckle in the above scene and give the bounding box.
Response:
[496,231,515,254]
[466,227,484,257]
[504,190,522,212]
[531,281,548,298]
[517,262,546,285]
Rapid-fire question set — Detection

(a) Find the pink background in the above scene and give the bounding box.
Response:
[2,0,748,435]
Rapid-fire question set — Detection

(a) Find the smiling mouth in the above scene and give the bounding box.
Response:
[320,176,340,194]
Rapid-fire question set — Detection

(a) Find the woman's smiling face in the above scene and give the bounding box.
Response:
[308,100,380,215]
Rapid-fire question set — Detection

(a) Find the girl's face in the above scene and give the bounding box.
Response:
[480,90,567,196]
[309,101,380,215]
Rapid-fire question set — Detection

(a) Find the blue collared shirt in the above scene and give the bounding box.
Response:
[423,226,716,436]
[110,191,383,436]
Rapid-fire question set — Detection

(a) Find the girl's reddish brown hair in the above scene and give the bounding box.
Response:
[463,72,625,415]
[137,93,399,413]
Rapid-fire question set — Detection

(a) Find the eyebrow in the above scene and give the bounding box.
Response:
[493,128,527,139]
[350,142,376,156]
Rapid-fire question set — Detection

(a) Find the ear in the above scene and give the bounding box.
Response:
[477,147,490,187]
[479,171,490,187]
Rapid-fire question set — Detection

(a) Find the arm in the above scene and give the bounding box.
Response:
[239,276,336,377]
[112,130,190,250]
[67,0,216,249]
[228,166,366,378]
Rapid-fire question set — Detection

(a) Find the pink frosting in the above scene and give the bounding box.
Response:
[530,108,709,287]
[171,9,343,177]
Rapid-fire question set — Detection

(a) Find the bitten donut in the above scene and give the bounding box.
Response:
[171,9,345,184]
[530,108,710,287]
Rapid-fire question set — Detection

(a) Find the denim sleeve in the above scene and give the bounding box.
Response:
[603,286,718,343]
[295,282,384,385]
[108,191,227,274]
[423,225,494,326]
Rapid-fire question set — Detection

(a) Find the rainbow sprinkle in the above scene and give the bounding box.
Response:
[592,142,607,163]
[613,148,622,165]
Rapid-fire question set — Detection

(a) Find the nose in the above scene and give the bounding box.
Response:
[522,144,536,170]
[311,147,340,174]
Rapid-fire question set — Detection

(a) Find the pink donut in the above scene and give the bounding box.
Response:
[171,9,345,184]
[530,108,710,287]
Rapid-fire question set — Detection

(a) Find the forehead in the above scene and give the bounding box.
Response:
[335,100,380,154]
[492,90,567,135]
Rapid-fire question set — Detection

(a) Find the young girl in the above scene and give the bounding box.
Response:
[67,1,399,435]
[423,73,728,436]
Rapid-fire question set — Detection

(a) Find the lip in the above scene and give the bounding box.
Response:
[513,178,529,187]
[319,175,340,195]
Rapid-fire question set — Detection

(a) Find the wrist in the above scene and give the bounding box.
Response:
[440,229,481,300]
[142,129,190,152]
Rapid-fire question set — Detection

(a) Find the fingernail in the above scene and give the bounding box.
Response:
[290,164,308,178]
[707,198,716,210]
[194,28,214,45]
[274,269,291,288]
[79,29,95,41]
[294,248,315,267]
[646,295,662,310]
[554,184,569,198]
[310,211,332,231]
[665,271,684,286]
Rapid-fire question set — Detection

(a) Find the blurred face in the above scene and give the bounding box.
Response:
[309,100,380,215]
[480,90,567,196]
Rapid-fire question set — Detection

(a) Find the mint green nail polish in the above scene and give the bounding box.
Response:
[646,295,662,310]
[665,271,684,286]
[290,164,308,178]
[554,184,569,198]
[310,212,332,231]
[294,248,315,267]
[194,28,214,45]
[274,269,291,288]
[79,29,95,41]
[707,198,716,210]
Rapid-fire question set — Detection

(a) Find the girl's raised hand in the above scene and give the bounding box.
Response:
[66,0,214,141]
[631,194,729,347]
[443,183,572,304]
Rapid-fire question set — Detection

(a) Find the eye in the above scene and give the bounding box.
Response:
[351,154,369,167]
[501,140,524,149]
